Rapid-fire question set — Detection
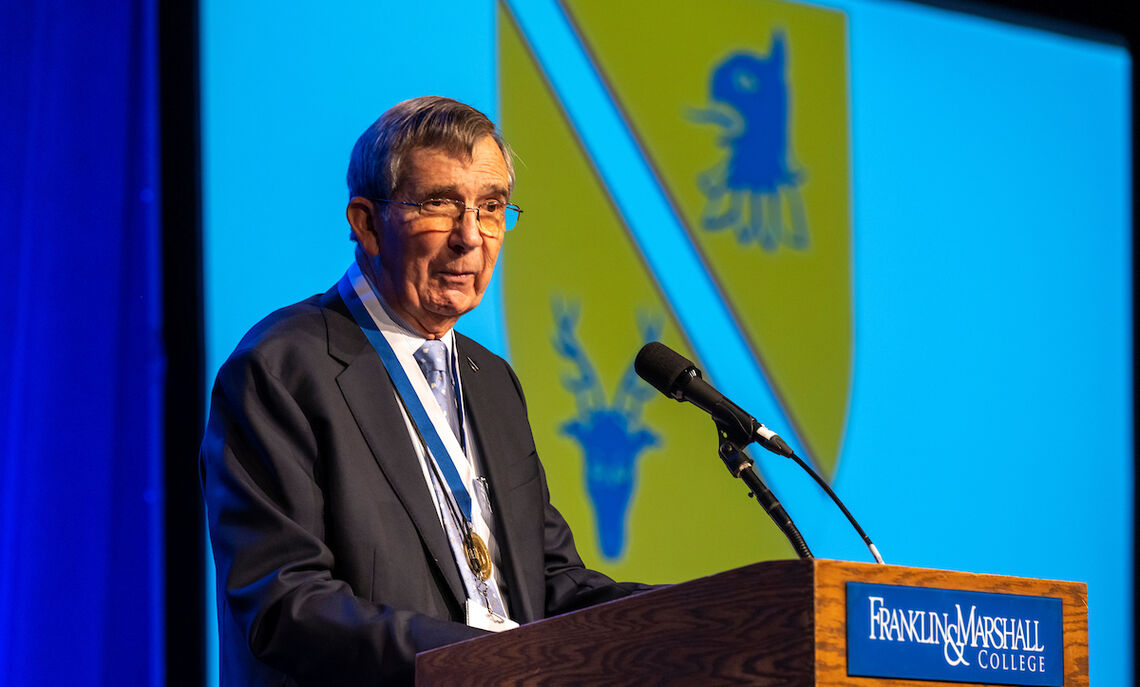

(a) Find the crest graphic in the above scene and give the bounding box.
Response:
[499,0,852,580]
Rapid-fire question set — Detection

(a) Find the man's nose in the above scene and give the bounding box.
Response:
[451,207,484,249]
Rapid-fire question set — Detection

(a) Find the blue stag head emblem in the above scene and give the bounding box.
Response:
[688,31,809,251]
[553,303,661,559]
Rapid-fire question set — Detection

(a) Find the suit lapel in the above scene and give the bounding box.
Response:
[457,338,542,623]
[321,289,467,611]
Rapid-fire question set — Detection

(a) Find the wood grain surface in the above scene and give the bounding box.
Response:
[417,560,820,685]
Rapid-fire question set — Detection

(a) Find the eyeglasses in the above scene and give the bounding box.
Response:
[372,198,523,236]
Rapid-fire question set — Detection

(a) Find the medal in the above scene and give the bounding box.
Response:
[465,529,492,580]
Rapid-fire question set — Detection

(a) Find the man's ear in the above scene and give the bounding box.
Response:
[347,197,381,256]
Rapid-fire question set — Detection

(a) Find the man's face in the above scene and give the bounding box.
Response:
[363,136,510,337]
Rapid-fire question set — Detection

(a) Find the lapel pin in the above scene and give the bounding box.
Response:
[467,356,479,372]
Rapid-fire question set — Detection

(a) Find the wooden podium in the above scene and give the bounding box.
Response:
[416,559,1088,686]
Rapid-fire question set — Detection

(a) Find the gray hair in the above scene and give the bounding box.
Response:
[346,96,515,202]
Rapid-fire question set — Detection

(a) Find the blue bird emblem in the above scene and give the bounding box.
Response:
[689,32,809,251]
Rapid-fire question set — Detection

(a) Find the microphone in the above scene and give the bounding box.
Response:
[634,341,885,565]
[634,341,792,457]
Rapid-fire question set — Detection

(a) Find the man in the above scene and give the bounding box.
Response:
[201,96,645,685]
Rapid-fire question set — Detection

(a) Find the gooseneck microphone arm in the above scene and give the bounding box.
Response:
[785,450,883,564]
[716,426,813,560]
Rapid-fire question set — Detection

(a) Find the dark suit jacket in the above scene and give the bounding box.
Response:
[201,288,641,686]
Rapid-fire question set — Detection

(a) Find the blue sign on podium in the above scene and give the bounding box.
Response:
[846,582,1063,685]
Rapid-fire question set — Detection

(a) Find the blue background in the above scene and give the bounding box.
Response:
[0,1,163,684]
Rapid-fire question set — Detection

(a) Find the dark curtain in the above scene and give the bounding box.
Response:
[0,1,163,685]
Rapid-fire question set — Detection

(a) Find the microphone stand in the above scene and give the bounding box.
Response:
[716,424,813,560]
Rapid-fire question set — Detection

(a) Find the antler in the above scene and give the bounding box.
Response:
[552,300,604,417]
[613,313,664,420]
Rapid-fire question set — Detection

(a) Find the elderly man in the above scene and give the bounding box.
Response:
[201,96,645,685]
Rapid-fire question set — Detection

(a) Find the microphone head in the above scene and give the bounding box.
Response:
[634,342,697,398]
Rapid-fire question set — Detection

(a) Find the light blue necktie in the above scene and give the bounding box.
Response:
[413,340,507,618]
[414,340,461,442]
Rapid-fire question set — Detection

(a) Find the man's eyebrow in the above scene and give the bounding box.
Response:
[414,184,509,200]
[416,185,459,199]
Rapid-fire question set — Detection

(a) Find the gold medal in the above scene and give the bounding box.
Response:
[465,530,492,581]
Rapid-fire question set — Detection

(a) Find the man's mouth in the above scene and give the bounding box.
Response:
[437,270,476,283]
